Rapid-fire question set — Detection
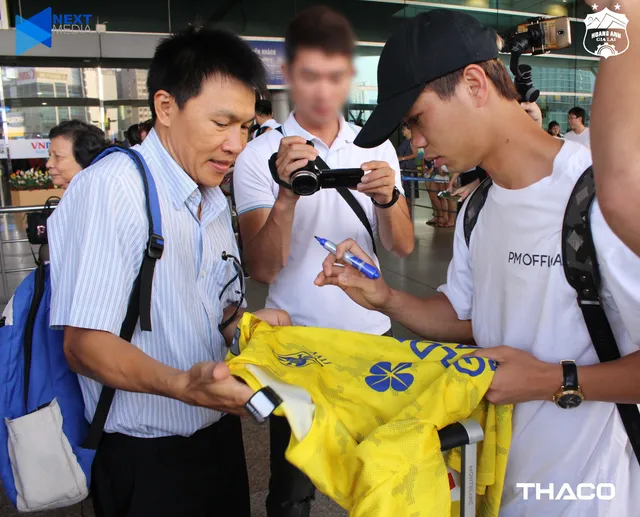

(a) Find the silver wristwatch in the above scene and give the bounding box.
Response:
[245,387,282,424]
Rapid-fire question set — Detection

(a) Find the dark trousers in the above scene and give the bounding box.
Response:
[266,328,394,517]
[91,415,250,517]
[267,416,315,517]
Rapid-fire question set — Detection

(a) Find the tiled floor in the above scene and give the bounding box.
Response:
[0,203,454,517]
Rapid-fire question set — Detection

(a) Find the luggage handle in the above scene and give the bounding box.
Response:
[439,419,484,517]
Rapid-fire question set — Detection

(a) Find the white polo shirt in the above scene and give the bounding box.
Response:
[234,113,404,333]
[439,141,640,516]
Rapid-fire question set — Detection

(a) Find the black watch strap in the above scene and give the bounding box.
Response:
[372,187,400,209]
[561,360,579,390]
[245,386,283,424]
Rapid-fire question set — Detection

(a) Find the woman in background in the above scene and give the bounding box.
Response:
[47,120,106,189]
[40,120,106,261]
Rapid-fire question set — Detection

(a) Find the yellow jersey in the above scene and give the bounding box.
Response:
[228,314,512,517]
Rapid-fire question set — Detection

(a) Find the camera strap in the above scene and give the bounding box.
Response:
[315,155,377,257]
[269,127,377,256]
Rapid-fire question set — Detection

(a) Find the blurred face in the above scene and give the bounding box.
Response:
[402,126,412,140]
[155,75,255,188]
[284,49,354,125]
[46,136,83,188]
[568,113,582,131]
[550,124,560,136]
[140,128,148,141]
[405,81,488,174]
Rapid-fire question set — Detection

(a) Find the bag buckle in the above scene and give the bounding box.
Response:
[147,233,164,260]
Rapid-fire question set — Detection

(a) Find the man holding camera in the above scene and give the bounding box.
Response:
[233,5,414,517]
[315,10,640,517]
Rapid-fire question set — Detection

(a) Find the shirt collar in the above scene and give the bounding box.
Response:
[141,129,198,210]
[282,112,356,151]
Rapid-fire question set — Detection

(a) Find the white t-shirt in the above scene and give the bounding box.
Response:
[234,113,404,333]
[252,118,280,139]
[439,141,640,517]
[563,127,591,149]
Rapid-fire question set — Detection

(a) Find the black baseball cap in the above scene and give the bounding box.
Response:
[354,9,499,149]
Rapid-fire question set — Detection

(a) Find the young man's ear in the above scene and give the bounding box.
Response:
[462,65,490,108]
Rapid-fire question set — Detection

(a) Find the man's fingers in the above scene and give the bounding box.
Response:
[278,136,309,151]
[211,362,232,381]
[334,239,373,264]
[357,178,395,192]
[276,147,318,165]
[361,161,389,171]
[471,345,511,362]
[360,169,393,183]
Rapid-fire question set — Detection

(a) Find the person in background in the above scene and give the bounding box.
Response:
[590,0,640,256]
[253,99,279,139]
[233,6,414,517]
[564,106,590,149]
[125,124,143,147]
[49,27,290,517]
[139,119,153,141]
[425,162,451,227]
[547,120,563,138]
[397,122,420,201]
[47,120,106,189]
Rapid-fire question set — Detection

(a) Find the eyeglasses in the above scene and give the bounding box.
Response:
[218,251,246,332]
[568,115,578,121]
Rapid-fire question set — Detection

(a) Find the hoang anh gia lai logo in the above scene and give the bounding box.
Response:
[16,7,93,55]
[584,4,630,58]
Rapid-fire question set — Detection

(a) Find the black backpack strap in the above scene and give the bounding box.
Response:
[22,264,47,413]
[463,177,493,247]
[562,166,640,465]
[271,126,377,255]
[82,146,164,450]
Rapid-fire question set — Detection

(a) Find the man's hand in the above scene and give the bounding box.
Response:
[275,136,318,201]
[471,346,562,405]
[175,362,254,415]
[253,308,292,327]
[358,161,397,205]
[452,179,480,201]
[314,238,393,311]
[521,102,543,127]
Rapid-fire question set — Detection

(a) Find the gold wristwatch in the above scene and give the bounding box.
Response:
[553,360,585,409]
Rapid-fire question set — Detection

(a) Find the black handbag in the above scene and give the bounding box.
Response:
[26,196,60,245]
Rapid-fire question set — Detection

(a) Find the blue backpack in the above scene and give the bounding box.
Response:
[0,146,164,511]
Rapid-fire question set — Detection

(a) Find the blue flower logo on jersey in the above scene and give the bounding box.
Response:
[275,351,328,367]
[365,362,414,392]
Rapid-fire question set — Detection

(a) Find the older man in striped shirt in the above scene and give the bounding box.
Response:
[49,27,289,517]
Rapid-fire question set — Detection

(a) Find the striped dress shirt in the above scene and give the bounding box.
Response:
[49,130,243,438]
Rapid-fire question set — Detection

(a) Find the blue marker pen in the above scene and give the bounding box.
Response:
[315,236,381,280]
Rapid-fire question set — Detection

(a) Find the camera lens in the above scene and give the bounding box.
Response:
[291,171,320,196]
[558,29,565,36]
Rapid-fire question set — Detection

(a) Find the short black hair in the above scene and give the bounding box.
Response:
[400,121,410,131]
[548,120,560,130]
[48,120,106,169]
[126,124,142,145]
[569,107,587,125]
[139,119,153,134]
[255,99,273,117]
[285,5,356,63]
[147,26,267,120]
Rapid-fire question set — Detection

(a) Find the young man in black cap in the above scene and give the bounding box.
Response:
[315,9,640,517]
